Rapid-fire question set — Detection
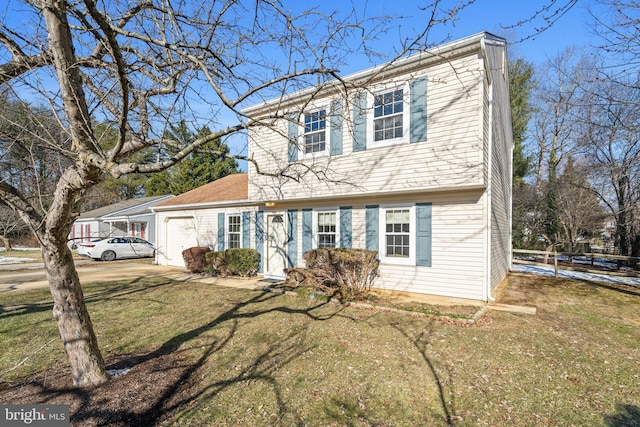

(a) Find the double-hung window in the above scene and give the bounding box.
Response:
[227,214,241,249]
[379,205,416,265]
[304,109,327,154]
[374,89,403,141]
[316,211,337,248]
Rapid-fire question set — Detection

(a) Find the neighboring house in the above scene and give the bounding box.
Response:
[69,195,173,247]
[154,32,513,301]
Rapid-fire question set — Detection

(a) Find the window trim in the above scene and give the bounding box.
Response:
[299,104,331,160]
[226,213,242,249]
[313,208,340,249]
[378,204,416,265]
[367,81,411,149]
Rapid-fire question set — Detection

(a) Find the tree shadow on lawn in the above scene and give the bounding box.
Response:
[0,278,176,319]
[603,403,640,426]
[0,288,361,426]
[391,321,457,427]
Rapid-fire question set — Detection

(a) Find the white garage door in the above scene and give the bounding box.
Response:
[165,217,198,267]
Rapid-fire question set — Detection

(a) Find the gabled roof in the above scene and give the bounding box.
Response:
[152,173,249,209]
[77,195,173,220]
[243,32,504,115]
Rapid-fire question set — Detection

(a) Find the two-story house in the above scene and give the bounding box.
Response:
[153,32,512,302]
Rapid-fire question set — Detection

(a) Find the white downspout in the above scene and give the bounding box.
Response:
[487,83,496,302]
[485,42,496,302]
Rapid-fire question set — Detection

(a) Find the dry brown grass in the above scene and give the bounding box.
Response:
[0,272,638,426]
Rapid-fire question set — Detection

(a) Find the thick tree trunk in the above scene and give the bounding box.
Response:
[2,236,11,250]
[42,237,109,388]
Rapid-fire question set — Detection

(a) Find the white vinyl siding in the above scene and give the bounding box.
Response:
[374,193,486,300]
[485,42,513,292]
[280,192,486,300]
[247,54,483,202]
[155,207,256,267]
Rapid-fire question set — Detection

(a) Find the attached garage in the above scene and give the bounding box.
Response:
[151,174,258,269]
[163,217,198,267]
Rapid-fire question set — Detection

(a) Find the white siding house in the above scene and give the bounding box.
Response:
[157,32,512,301]
[69,195,173,248]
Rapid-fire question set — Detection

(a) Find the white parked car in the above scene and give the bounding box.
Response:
[76,239,103,257]
[87,237,155,261]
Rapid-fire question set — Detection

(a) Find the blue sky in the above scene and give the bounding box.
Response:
[331,0,602,68]
[1,0,606,169]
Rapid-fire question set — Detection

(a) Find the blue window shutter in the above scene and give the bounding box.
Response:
[416,203,432,267]
[302,209,313,254]
[288,113,299,162]
[242,211,250,248]
[287,210,298,268]
[410,77,427,143]
[255,211,264,273]
[365,205,379,251]
[217,212,225,251]
[352,92,367,152]
[340,206,352,248]
[330,99,343,156]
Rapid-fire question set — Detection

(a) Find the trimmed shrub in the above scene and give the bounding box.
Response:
[285,248,379,301]
[225,248,260,277]
[205,251,228,276]
[182,246,211,273]
[203,248,260,277]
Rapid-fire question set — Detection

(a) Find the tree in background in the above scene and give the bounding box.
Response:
[0,206,26,249]
[1,0,495,388]
[585,1,640,256]
[509,57,535,247]
[578,77,640,257]
[555,157,607,251]
[509,58,534,188]
[145,122,239,196]
[530,50,590,246]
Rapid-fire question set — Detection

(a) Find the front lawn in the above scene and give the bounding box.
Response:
[0,273,638,426]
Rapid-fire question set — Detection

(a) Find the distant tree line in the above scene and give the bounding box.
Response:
[0,92,238,247]
[510,0,640,257]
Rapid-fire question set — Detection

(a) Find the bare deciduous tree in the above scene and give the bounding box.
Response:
[578,78,640,256]
[530,49,592,245]
[0,0,484,388]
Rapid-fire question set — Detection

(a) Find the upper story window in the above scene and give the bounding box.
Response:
[374,89,403,141]
[304,109,327,154]
[227,214,241,249]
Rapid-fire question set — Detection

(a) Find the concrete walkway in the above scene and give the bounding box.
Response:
[0,261,265,293]
[0,260,529,314]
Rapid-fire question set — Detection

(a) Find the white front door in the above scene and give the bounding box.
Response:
[266,214,287,278]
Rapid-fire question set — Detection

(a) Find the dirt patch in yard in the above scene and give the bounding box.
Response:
[0,352,199,426]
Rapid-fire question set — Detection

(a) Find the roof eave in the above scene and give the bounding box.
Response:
[243,32,499,115]
[151,199,255,211]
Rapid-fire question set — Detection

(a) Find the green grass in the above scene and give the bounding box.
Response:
[1,274,639,426]
[0,249,42,261]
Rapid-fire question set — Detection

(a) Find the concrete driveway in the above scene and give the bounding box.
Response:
[0,260,266,292]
